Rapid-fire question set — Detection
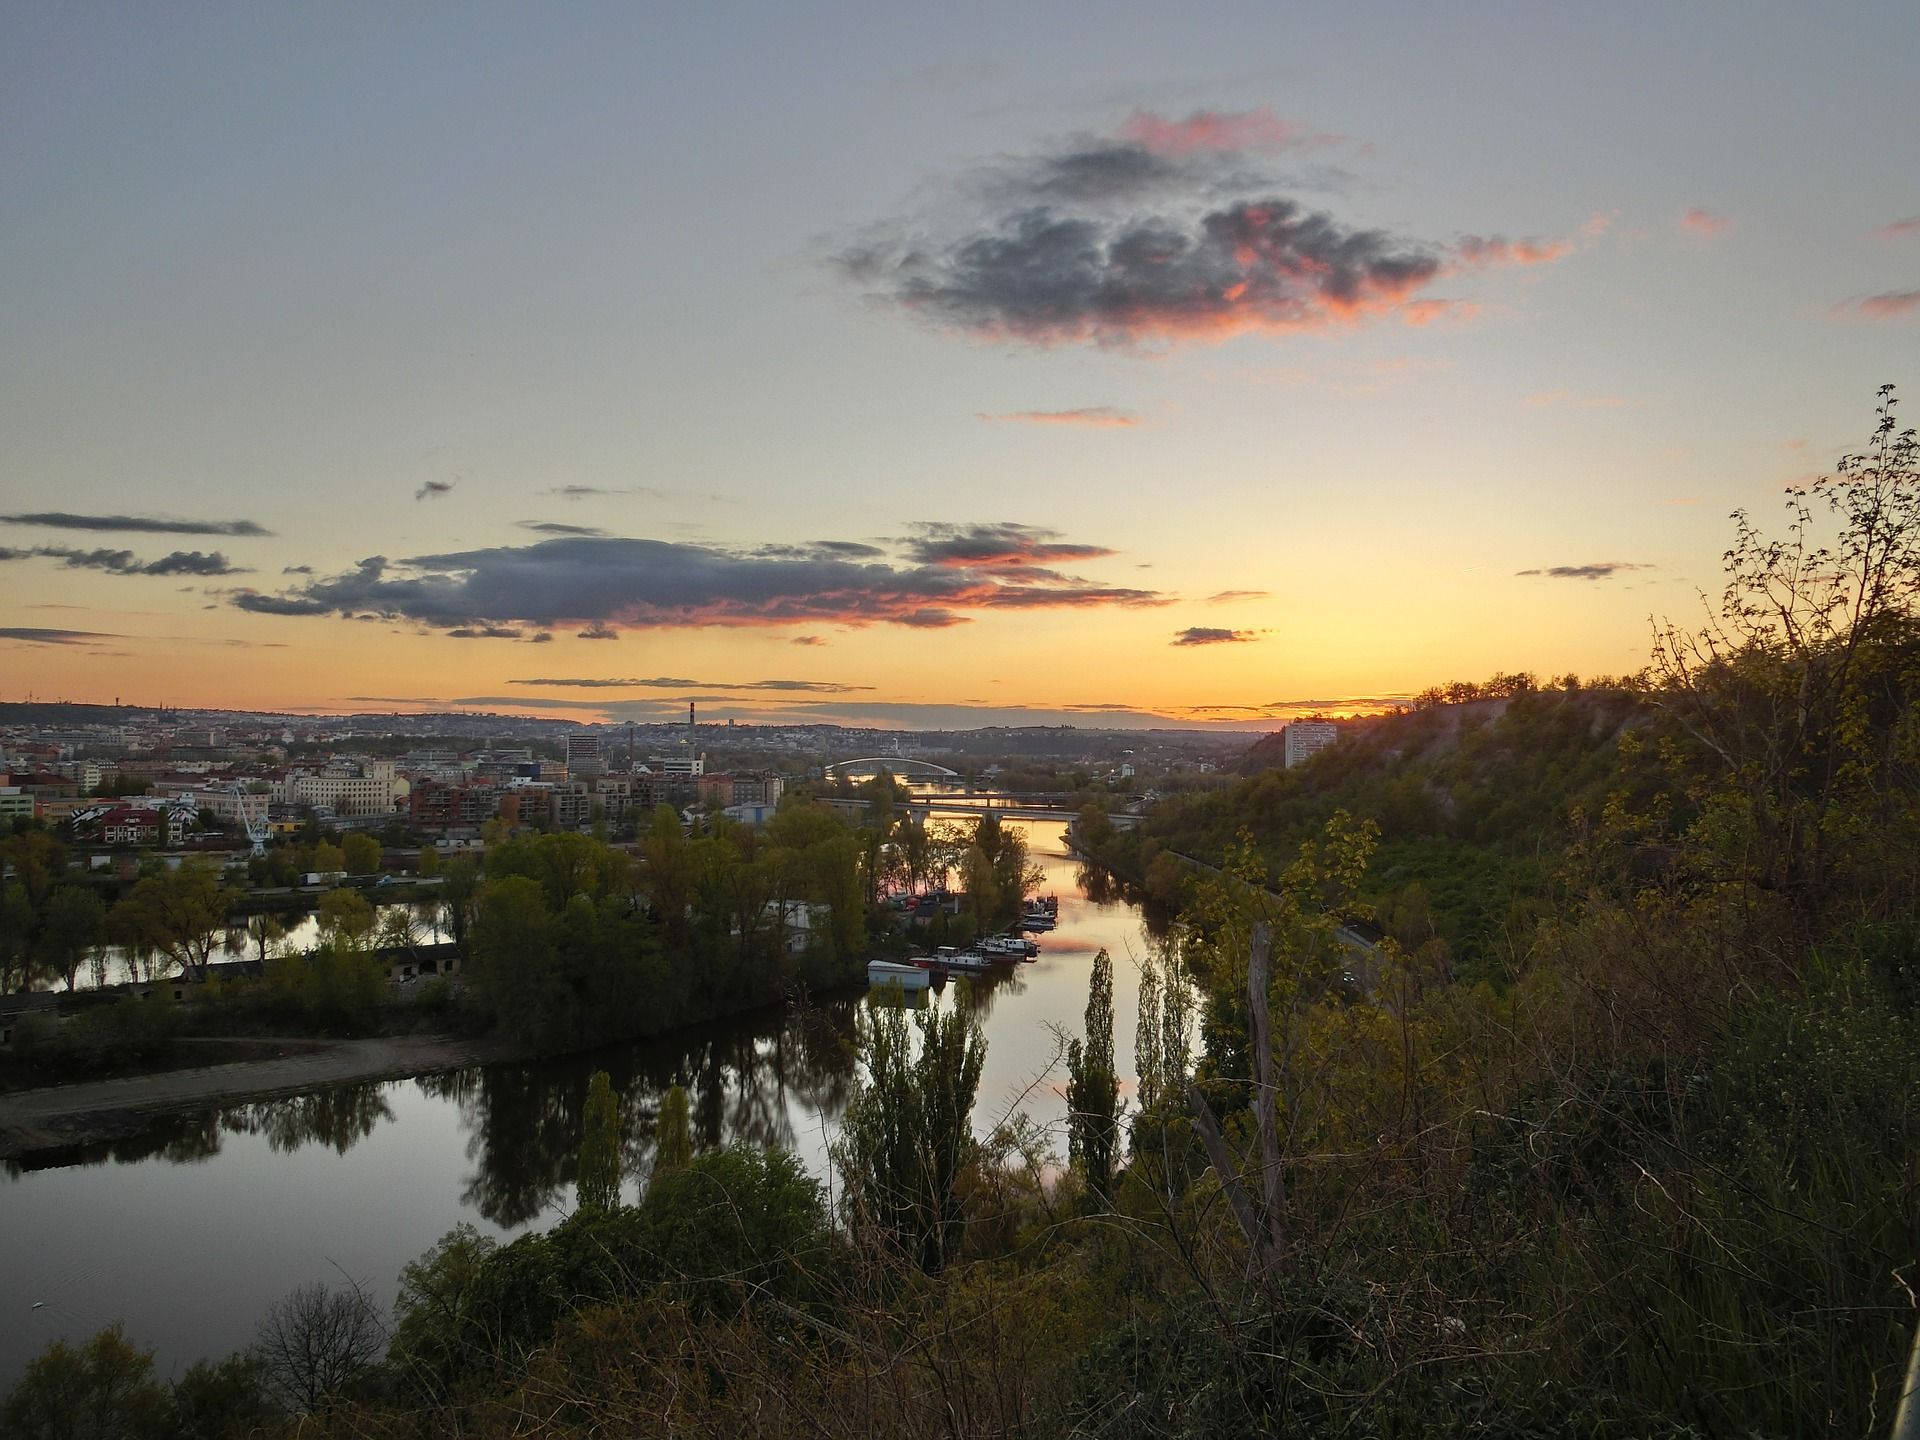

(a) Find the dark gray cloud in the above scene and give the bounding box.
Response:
[519,521,609,537]
[1515,562,1651,581]
[792,634,826,646]
[0,626,123,645]
[446,625,524,639]
[838,117,1570,348]
[509,676,875,694]
[0,512,271,537]
[416,480,456,501]
[0,546,247,577]
[841,200,1443,347]
[282,564,314,575]
[226,530,1164,633]
[1172,626,1260,646]
[900,522,1111,570]
[578,622,619,640]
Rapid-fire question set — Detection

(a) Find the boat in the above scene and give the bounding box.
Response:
[977,933,1037,959]
[1019,908,1056,932]
[916,946,999,975]
[867,959,931,992]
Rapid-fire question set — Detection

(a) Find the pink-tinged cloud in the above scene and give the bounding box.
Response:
[1876,216,1920,239]
[841,122,1578,349]
[1845,290,1920,320]
[231,529,1167,634]
[1680,208,1732,238]
[1119,106,1330,155]
[977,406,1138,428]
[1457,235,1574,267]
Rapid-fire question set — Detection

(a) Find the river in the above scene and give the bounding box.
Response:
[0,815,1158,1385]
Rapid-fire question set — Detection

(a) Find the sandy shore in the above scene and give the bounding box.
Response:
[0,1034,510,1161]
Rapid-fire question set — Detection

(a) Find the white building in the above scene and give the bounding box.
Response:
[281,758,397,816]
[0,787,34,823]
[1283,721,1341,769]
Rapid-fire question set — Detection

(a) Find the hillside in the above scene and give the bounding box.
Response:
[1092,685,1670,979]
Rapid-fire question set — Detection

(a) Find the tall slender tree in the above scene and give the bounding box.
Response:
[1066,948,1120,1207]
[575,1070,622,1211]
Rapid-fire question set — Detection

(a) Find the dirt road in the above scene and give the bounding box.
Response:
[0,1034,508,1161]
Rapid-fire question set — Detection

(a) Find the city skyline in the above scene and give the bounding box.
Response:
[3,3,1915,729]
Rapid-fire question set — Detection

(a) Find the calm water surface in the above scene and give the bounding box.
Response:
[0,817,1158,1384]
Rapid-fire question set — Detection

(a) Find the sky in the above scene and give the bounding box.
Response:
[2,2,1915,730]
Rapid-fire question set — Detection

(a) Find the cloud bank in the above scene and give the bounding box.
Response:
[0,512,269,537]
[1172,626,1260,645]
[837,110,1571,348]
[1516,562,1651,581]
[228,528,1165,634]
[0,546,247,577]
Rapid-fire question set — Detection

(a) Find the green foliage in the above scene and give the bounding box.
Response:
[576,1070,623,1212]
[653,1083,693,1179]
[340,833,381,876]
[390,1147,833,1397]
[1,1324,173,1440]
[108,859,235,981]
[1066,948,1119,1208]
[835,999,987,1271]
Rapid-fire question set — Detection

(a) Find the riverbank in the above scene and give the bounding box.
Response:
[0,1032,513,1161]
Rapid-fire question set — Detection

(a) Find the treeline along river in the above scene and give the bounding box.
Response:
[0,815,1158,1384]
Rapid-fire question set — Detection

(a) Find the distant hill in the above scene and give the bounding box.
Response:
[1127,686,1669,979]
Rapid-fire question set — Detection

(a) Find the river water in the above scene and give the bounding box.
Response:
[0,816,1158,1385]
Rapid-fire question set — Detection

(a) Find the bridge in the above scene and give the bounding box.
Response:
[908,797,1141,828]
[824,757,959,779]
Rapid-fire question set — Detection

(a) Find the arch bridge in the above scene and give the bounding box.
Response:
[824,757,959,779]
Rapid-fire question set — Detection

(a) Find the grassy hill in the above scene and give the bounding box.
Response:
[1096,684,1673,979]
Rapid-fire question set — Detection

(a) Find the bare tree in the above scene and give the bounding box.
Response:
[251,1280,385,1414]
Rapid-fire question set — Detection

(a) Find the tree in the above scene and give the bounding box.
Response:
[108,859,233,981]
[576,1069,623,1211]
[341,833,381,876]
[835,1000,987,1271]
[245,911,287,967]
[1,1324,173,1440]
[40,886,106,992]
[1652,385,1920,919]
[250,1281,384,1415]
[1066,948,1120,1207]
[315,888,375,950]
[654,1083,694,1178]
[170,1352,277,1438]
[308,839,345,874]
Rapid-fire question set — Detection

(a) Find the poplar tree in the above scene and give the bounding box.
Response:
[1066,948,1120,1207]
[575,1070,622,1212]
[654,1083,693,1178]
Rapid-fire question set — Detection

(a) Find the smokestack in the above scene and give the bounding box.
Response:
[688,700,695,737]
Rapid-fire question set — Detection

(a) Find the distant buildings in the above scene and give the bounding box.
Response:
[1282,721,1340,769]
[565,732,605,779]
[281,757,397,816]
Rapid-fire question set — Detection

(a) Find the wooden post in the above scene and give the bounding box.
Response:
[1246,921,1288,1268]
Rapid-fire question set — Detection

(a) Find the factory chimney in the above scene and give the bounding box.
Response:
[688,700,696,740]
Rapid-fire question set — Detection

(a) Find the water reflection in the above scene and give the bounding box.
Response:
[425,999,860,1225]
[10,1001,863,1229]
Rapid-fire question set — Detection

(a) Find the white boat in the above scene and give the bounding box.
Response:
[868,959,931,992]
[977,934,1036,959]
[918,946,998,975]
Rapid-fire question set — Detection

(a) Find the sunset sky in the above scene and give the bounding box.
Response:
[3,3,1915,729]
